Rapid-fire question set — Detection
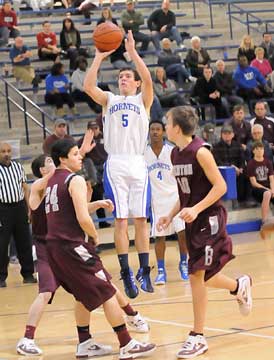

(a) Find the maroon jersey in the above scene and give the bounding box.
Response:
[31,198,47,240]
[171,136,221,211]
[247,158,274,188]
[46,169,85,243]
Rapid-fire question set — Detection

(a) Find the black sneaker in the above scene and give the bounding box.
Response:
[0,280,7,288]
[120,267,139,299]
[136,266,154,293]
[99,221,111,229]
[23,276,37,284]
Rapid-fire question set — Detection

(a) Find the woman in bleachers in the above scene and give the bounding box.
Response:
[185,36,211,78]
[237,34,256,64]
[60,18,88,71]
[45,62,77,117]
[251,47,274,89]
[97,6,118,26]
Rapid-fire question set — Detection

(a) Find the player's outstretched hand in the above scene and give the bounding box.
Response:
[179,207,198,223]
[97,199,114,212]
[95,47,115,60]
[157,216,171,232]
[80,129,96,155]
[125,30,136,55]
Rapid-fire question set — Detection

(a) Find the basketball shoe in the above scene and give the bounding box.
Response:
[176,333,208,359]
[154,268,167,285]
[120,267,139,299]
[136,266,154,293]
[179,260,189,281]
[126,312,149,333]
[76,338,113,358]
[16,337,42,355]
[236,275,252,316]
[119,339,156,359]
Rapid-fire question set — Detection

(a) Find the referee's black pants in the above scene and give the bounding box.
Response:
[0,201,34,281]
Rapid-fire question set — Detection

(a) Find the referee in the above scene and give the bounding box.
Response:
[0,142,36,288]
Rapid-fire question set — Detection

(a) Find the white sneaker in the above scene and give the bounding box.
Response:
[76,338,113,358]
[177,334,208,359]
[119,339,156,359]
[126,312,150,333]
[16,337,42,356]
[236,275,252,316]
[189,76,197,83]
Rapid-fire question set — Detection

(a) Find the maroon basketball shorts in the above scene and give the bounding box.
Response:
[46,240,116,311]
[34,237,60,302]
[185,205,235,281]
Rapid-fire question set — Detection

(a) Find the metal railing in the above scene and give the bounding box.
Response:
[0,76,52,145]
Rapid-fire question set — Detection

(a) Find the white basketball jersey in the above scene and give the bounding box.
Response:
[145,142,179,214]
[103,92,149,155]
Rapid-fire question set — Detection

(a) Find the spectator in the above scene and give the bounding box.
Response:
[260,32,274,69]
[71,56,101,113]
[185,36,211,77]
[36,21,62,62]
[9,36,40,93]
[78,119,111,228]
[42,118,74,155]
[245,124,273,162]
[237,34,256,64]
[213,59,244,112]
[147,0,183,53]
[157,37,196,88]
[0,1,20,47]
[0,142,36,288]
[247,141,274,224]
[233,55,273,112]
[60,18,88,71]
[12,0,53,12]
[121,0,152,55]
[250,47,274,88]
[45,62,77,118]
[250,100,274,145]
[228,104,252,150]
[212,124,248,204]
[200,122,219,148]
[97,6,118,25]
[192,67,230,119]
[153,67,187,107]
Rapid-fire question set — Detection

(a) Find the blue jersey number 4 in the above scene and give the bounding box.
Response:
[122,114,128,127]
[157,171,162,180]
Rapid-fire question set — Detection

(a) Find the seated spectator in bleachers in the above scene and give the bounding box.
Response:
[185,36,211,77]
[250,101,274,145]
[36,21,62,62]
[227,104,252,150]
[9,36,40,92]
[121,0,152,55]
[71,56,101,113]
[233,55,273,112]
[245,124,273,162]
[212,124,248,204]
[247,141,274,223]
[237,34,256,64]
[97,6,118,26]
[0,1,20,47]
[12,0,53,12]
[60,18,88,71]
[45,62,77,117]
[110,41,133,69]
[157,37,196,88]
[213,59,244,113]
[43,118,74,155]
[153,67,187,108]
[147,0,183,53]
[250,47,274,89]
[260,32,274,69]
[201,122,219,148]
[192,67,230,119]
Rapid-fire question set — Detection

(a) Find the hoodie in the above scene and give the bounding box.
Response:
[233,64,266,89]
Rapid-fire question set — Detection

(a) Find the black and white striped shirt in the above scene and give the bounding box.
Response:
[0,161,27,203]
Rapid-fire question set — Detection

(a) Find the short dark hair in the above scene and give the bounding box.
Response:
[31,154,47,178]
[76,56,88,68]
[167,106,198,136]
[263,32,271,37]
[119,68,141,81]
[51,139,77,167]
[42,20,50,26]
[149,120,165,131]
[233,104,245,113]
[252,141,264,150]
[51,62,64,76]
[255,100,267,109]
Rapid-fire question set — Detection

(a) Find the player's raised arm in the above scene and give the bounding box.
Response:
[125,30,153,112]
[83,49,114,107]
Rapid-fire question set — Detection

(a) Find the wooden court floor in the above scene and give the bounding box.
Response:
[1,231,274,360]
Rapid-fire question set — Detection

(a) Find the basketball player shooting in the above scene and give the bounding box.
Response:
[84,30,154,299]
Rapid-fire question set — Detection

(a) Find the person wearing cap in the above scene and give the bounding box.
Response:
[228,104,252,150]
[0,1,20,47]
[212,124,248,204]
[201,122,218,147]
[42,119,74,155]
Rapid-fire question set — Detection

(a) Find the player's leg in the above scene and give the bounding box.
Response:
[261,190,271,222]
[74,301,113,358]
[177,230,189,281]
[154,236,167,285]
[103,295,156,359]
[177,270,208,359]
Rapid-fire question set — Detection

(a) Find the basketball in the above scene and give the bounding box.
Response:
[93,22,123,52]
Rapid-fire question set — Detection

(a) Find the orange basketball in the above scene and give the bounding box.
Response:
[93,22,123,52]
